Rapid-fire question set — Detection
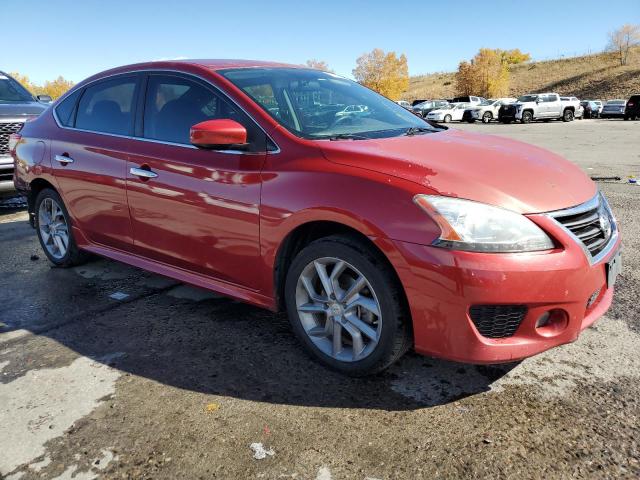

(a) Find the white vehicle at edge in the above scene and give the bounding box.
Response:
[464,98,517,123]
[426,102,470,123]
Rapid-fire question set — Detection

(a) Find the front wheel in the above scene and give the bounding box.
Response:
[444,114,452,123]
[521,111,533,124]
[482,112,492,123]
[35,188,88,267]
[284,235,412,376]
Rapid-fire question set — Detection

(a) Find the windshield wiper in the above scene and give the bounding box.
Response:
[324,133,370,141]
[404,126,435,136]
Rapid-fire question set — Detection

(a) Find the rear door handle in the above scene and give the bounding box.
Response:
[54,154,74,164]
[130,167,158,179]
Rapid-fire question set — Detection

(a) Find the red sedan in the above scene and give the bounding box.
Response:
[11,60,621,375]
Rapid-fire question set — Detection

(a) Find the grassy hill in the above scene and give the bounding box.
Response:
[403,47,640,101]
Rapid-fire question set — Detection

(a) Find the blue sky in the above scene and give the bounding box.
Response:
[3,0,639,84]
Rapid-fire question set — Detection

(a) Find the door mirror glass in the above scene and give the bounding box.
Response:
[190,119,247,149]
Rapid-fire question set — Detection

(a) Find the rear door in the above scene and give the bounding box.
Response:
[546,94,562,117]
[124,72,268,289]
[51,74,141,250]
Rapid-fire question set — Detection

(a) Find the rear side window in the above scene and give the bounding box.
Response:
[142,74,266,151]
[54,89,81,127]
[76,77,137,135]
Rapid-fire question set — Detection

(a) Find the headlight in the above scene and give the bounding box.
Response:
[413,195,554,252]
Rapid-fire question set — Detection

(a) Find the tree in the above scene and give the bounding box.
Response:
[607,24,640,66]
[306,59,333,72]
[40,76,75,99]
[455,48,530,98]
[352,48,409,100]
[9,73,74,99]
[10,72,36,92]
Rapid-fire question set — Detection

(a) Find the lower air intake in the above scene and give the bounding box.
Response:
[469,305,528,338]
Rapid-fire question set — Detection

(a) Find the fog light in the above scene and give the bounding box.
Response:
[535,312,550,328]
[535,309,568,337]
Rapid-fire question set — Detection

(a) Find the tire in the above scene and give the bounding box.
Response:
[284,235,412,376]
[444,114,452,123]
[521,111,533,124]
[563,109,574,122]
[34,188,88,267]
[482,112,492,123]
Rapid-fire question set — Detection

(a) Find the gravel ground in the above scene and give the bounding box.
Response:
[0,118,639,479]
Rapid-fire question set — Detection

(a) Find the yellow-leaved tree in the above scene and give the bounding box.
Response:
[306,59,333,72]
[455,48,530,98]
[352,49,409,100]
[9,72,74,100]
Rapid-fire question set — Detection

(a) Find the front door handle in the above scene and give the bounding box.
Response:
[130,167,158,179]
[54,154,74,165]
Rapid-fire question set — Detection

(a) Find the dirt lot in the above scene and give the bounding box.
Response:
[1,119,639,479]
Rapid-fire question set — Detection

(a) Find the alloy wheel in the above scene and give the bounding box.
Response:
[295,257,382,362]
[38,197,69,260]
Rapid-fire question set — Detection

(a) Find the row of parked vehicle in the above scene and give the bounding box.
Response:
[398,94,640,124]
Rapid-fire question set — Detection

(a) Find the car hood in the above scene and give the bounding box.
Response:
[319,129,595,214]
[0,101,47,117]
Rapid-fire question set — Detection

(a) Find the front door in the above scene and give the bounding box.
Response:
[51,74,141,250]
[125,73,268,290]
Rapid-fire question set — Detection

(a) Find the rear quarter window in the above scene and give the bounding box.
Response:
[54,89,82,127]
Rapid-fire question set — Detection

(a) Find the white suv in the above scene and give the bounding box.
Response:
[463,98,517,123]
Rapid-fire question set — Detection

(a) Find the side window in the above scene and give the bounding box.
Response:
[547,95,559,102]
[143,74,266,151]
[54,89,82,127]
[75,77,137,135]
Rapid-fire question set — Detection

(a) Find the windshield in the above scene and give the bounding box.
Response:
[517,95,538,102]
[478,100,493,106]
[220,68,440,139]
[0,73,35,103]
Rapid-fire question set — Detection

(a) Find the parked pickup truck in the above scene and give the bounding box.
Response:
[0,71,50,197]
[498,93,580,124]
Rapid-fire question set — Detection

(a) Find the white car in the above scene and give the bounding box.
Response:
[396,100,411,109]
[464,98,517,123]
[426,103,470,122]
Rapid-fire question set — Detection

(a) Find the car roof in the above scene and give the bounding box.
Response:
[72,59,308,88]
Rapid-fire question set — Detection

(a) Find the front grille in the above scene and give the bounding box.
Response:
[0,166,13,182]
[499,105,516,117]
[469,305,528,338]
[0,122,24,155]
[552,197,613,258]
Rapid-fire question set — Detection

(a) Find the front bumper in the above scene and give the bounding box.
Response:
[0,154,16,197]
[391,211,621,364]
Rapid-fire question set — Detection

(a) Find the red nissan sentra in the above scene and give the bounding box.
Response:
[11,60,621,375]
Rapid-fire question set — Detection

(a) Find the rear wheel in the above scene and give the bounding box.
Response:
[444,114,452,123]
[563,109,574,122]
[35,188,88,267]
[284,235,412,376]
[482,112,492,123]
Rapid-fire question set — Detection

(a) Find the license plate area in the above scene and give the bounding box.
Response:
[606,251,622,288]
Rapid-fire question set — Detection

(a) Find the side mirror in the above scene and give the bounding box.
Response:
[190,119,248,150]
[37,95,52,103]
